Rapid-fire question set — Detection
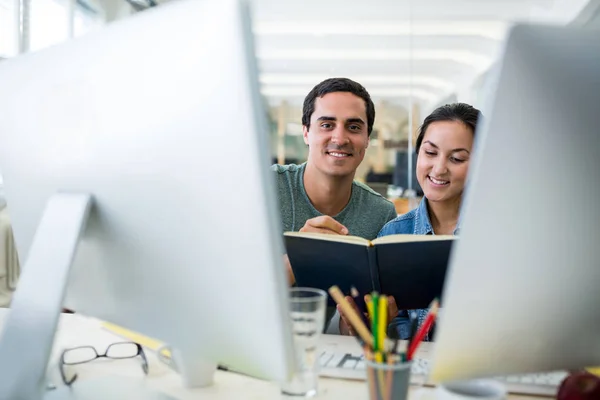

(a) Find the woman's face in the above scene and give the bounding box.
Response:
[416,120,474,204]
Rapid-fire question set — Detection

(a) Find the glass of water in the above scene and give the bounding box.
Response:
[281,287,327,398]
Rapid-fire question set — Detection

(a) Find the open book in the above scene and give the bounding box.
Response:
[284,232,456,310]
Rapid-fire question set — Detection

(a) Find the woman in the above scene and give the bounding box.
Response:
[381,102,480,236]
[339,102,482,339]
[382,102,481,340]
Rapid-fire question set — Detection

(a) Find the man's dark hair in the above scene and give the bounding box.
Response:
[415,103,482,154]
[302,77,376,136]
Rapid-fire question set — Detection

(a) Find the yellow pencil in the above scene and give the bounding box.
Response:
[378,295,388,347]
[375,295,387,363]
[102,321,171,359]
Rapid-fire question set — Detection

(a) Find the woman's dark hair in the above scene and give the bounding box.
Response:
[302,77,376,136]
[415,103,482,154]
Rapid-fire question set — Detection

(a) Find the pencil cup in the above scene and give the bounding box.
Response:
[280,287,327,398]
[365,356,412,400]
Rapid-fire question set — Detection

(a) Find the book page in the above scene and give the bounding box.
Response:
[372,234,456,246]
[283,231,371,246]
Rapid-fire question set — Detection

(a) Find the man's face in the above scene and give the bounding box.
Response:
[303,92,369,178]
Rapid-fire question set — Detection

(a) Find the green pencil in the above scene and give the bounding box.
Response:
[371,292,379,352]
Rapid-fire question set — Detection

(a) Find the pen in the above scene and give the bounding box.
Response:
[408,311,418,347]
[406,299,439,360]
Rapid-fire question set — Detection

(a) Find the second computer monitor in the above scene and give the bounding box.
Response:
[431,24,600,382]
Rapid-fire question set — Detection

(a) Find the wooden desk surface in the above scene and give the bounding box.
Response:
[0,309,555,399]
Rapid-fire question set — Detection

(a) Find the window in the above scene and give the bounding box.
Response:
[30,0,70,51]
[0,0,102,55]
[0,0,14,57]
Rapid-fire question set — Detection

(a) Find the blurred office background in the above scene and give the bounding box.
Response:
[1,0,599,214]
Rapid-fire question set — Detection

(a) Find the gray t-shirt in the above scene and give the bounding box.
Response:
[271,163,397,240]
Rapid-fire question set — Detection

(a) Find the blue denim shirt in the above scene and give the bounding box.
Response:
[379,197,461,236]
[377,198,460,341]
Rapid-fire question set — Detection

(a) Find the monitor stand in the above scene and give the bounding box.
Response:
[0,193,173,400]
[170,347,218,388]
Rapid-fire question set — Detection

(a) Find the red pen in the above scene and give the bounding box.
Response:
[406,299,439,361]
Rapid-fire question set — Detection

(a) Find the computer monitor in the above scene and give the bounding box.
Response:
[393,150,423,196]
[0,0,294,398]
[430,24,600,382]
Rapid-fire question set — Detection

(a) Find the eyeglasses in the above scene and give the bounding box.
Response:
[59,342,148,386]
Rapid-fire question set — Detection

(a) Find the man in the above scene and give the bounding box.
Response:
[272,77,397,263]
[271,77,398,333]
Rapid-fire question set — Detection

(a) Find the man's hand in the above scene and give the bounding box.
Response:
[338,296,365,336]
[299,216,348,235]
[338,295,398,336]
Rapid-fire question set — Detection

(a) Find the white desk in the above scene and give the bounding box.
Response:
[0,310,552,399]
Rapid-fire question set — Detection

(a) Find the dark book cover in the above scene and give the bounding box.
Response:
[284,234,374,307]
[284,232,455,310]
[375,239,454,309]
